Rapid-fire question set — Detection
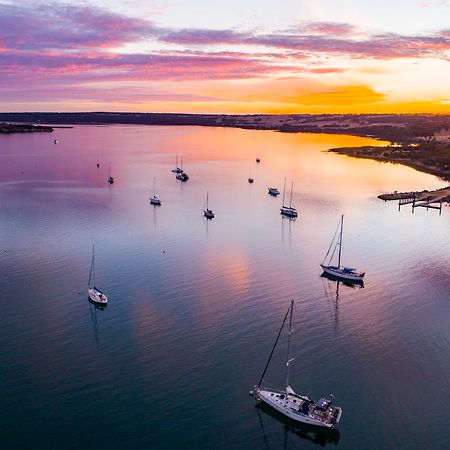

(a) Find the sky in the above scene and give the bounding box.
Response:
[1,0,449,113]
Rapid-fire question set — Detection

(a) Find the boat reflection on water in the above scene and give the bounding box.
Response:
[256,401,340,447]
[88,297,108,344]
[321,272,363,335]
[88,297,108,311]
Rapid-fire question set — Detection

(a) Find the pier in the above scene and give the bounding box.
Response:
[378,187,450,214]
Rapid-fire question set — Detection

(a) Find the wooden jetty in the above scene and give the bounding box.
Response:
[378,186,450,214]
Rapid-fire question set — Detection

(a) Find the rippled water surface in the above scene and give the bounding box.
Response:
[0,125,449,449]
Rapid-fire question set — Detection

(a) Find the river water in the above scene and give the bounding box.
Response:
[0,125,449,449]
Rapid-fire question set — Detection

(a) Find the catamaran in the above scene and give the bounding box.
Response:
[203,192,214,219]
[150,177,161,205]
[280,179,298,218]
[88,245,108,305]
[251,301,342,428]
[320,215,365,282]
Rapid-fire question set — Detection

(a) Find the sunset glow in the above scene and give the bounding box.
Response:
[1,0,449,113]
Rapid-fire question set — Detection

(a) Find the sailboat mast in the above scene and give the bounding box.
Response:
[337,214,344,268]
[88,244,95,287]
[282,178,287,206]
[289,182,294,208]
[153,177,156,195]
[286,300,294,391]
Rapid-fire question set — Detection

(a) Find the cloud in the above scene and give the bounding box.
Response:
[0,2,448,111]
[0,2,153,50]
[1,3,448,61]
[300,22,357,36]
[0,49,299,85]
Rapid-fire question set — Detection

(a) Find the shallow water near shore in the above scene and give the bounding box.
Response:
[0,125,449,449]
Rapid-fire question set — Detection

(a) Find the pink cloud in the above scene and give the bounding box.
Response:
[0,2,449,107]
[301,22,356,36]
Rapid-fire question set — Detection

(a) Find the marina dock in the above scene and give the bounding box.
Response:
[379,187,450,213]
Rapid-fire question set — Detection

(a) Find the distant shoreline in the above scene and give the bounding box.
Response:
[1,112,448,182]
[0,111,448,142]
[329,145,450,183]
[0,122,53,134]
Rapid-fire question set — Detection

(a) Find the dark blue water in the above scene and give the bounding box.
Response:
[0,125,449,449]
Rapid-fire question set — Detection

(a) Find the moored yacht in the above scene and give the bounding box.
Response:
[250,301,342,428]
[87,245,108,305]
[268,187,280,196]
[150,177,161,205]
[320,215,365,282]
[203,192,214,219]
[280,179,297,218]
[171,155,183,173]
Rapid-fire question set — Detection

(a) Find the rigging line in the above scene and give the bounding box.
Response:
[328,239,339,266]
[257,304,291,388]
[322,219,341,264]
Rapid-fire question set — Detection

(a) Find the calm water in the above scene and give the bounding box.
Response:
[0,125,449,449]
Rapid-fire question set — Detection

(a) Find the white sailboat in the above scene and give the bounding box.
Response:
[203,192,214,219]
[88,245,108,305]
[171,155,183,173]
[150,177,161,205]
[280,179,298,218]
[320,215,365,282]
[251,301,342,428]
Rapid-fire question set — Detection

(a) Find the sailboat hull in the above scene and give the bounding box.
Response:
[255,389,341,428]
[280,207,298,218]
[320,265,364,281]
[88,287,108,304]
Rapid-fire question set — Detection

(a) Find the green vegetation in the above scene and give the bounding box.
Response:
[330,141,450,182]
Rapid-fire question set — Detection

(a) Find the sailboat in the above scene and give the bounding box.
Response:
[175,156,189,181]
[107,163,114,184]
[320,215,365,282]
[248,167,254,183]
[171,155,183,173]
[203,192,214,219]
[150,177,162,205]
[280,179,298,218]
[251,301,342,428]
[88,245,108,305]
